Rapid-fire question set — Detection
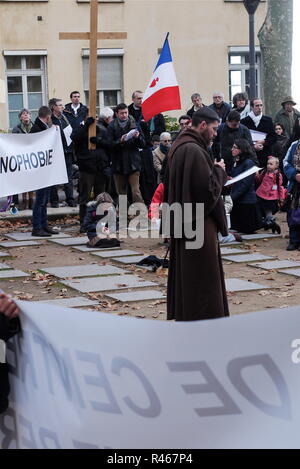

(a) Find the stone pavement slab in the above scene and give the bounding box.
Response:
[225,278,271,292]
[250,260,300,271]
[0,263,11,270]
[0,241,41,248]
[222,253,275,263]
[92,249,142,258]
[0,269,29,279]
[220,247,250,256]
[42,264,126,278]
[241,233,281,240]
[0,252,10,258]
[37,297,99,307]
[61,274,157,293]
[106,290,166,302]
[111,255,146,265]
[220,241,242,246]
[5,232,71,241]
[48,236,89,246]
[277,268,300,278]
[72,245,121,252]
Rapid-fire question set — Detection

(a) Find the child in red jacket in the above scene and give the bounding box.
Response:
[256,156,287,234]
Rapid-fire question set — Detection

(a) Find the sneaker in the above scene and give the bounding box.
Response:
[43,226,59,234]
[32,229,51,237]
[287,242,298,251]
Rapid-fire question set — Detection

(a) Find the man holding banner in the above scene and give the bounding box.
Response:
[30,106,59,237]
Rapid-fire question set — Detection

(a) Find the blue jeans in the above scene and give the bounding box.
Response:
[32,187,51,230]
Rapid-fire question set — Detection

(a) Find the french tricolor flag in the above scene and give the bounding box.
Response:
[142,34,181,122]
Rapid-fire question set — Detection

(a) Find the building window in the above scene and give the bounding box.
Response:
[5,55,47,128]
[83,55,123,114]
[228,51,261,102]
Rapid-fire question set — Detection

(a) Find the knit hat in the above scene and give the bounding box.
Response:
[281,96,296,106]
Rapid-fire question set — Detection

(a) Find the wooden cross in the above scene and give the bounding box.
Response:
[59,0,127,148]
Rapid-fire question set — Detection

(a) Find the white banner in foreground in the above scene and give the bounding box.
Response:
[1,302,300,449]
[0,127,67,197]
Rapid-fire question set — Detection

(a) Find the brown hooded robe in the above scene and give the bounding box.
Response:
[167,128,229,321]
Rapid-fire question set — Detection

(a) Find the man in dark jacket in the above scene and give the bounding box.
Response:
[63,91,88,132]
[128,90,165,137]
[187,93,206,119]
[167,108,229,321]
[30,106,58,237]
[49,98,75,207]
[0,292,20,414]
[212,110,255,174]
[241,98,276,168]
[72,116,111,231]
[107,103,146,205]
[209,92,231,123]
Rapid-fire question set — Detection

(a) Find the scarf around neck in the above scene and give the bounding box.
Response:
[248,110,262,128]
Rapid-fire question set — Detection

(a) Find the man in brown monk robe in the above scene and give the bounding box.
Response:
[167,108,229,321]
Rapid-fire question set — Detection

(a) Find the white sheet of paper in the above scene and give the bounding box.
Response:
[124,129,138,141]
[225,165,262,186]
[0,339,6,364]
[250,129,267,143]
[63,124,73,146]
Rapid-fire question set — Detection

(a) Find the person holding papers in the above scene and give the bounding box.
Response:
[241,98,276,168]
[49,98,76,207]
[230,139,262,234]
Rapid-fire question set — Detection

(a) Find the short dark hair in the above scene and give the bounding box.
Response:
[227,110,241,122]
[275,122,285,132]
[151,134,160,143]
[38,106,51,118]
[232,92,248,107]
[250,97,262,108]
[115,103,128,113]
[48,98,62,111]
[192,108,219,127]
[234,138,256,161]
[178,114,191,123]
[70,91,80,99]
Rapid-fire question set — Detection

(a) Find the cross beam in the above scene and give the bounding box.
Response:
[59,0,127,148]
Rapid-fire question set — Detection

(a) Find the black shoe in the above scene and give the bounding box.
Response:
[32,229,52,237]
[79,226,86,233]
[67,201,77,207]
[271,222,281,234]
[287,242,298,251]
[43,226,59,235]
[51,203,59,208]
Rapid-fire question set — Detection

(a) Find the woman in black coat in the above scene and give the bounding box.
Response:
[230,139,262,234]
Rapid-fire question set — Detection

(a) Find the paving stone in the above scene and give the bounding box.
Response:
[0,269,29,279]
[250,260,300,271]
[92,249,142,258]
[225,278,271,292]
[222,253,275,263]
[0,241,41,248]
[0,263,12,270]
[220,247,250,256]
[241,233,281,240]
[42,264,126,278]
[0,252,10,258]
[37,297,99,307]
[106,290,166,302]
[220,241,242,246]
[72,245,121,252]
[60,274,157,293]
[111,255,146,265]
[5,232,71,241]
[277,268,300,278]
[48,236,89,246]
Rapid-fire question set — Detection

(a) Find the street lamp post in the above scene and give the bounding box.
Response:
[243,0,260,99]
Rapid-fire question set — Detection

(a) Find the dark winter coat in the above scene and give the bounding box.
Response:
[208,102,231,123]
[51,113,73,155]
[12,122,33,134]
[241,115,276,167]
[231,158,257,204]
[187,105,207,119]
[107,116,146,175]
[167,128,229,321]
[30,117,49,133]
[212,122,254,174]
[128,104,166,138]
[64,103,88,132]
[0,315,20,414]
[72,122,110,174]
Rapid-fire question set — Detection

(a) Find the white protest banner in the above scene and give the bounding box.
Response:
[1,302,300,449]
[0,127,68,197]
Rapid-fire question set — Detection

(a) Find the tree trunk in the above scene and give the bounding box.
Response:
[258,0,293,118]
